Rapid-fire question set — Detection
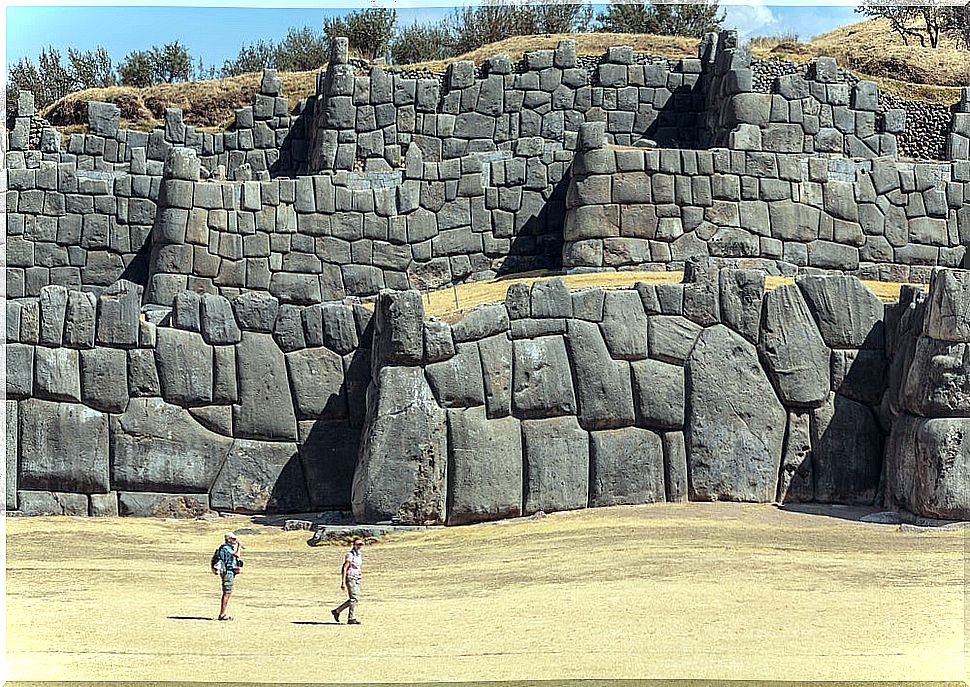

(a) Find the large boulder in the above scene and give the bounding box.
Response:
[233,332,298,440]
[566,320,635,430]
[34,347,80,403]
[285,347,346,419]
[372,290,424,369]
[522,416,588,514]
[757,284,830,407]
[662,432,688,502]
[810,393,883,504]
[299,420,360,510]
[902,338,970,417]
[353,366,447,524]
[478,334,513,418]
[6,343,34,399]
[512,335,576,418]
[210,440,309,514]
[882,413,921,512]
[912,417,970,519]
[95,281,140,347]
[797,275,884,349]
[685,325,786,502]
[631,359,684,430]
[19,399,109,493]
[155,328,213,406]
[6,401,17,509]
[648,315,702,364]
[119,492,210,518]
[924,269,970,343]
[446,408,522,525]
[79,347,129,413]
[589,427,664,506]
[425,342,485,407]
[719,269,765,343]
[778,411,814,503]
[599,290,648,360]
[111,397,233,492]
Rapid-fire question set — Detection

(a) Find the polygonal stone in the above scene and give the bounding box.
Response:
[353,365,447,525]
[810,393,883,505]
[797,275,884,349]
[478,333,513,419]
[111,397,232,492]
[648,315,702,364]
[512,335,576,418]
[231,291,280,332]
[200,293,241,345]
[522,416,588,515]
[631,358,684,430]
[912,418,970,520]
[924,270,970,343]
[155,328,213,406]
[902,338,970,417]
[718,269,764,343]
[446,408,522,525]
[778,411,814,503]
[599,290,647,360]
[19,399,109,493]
[566,319,635,430]
[285,347,346,419]
[372,290,424,368]
[79,347,129,413]
[6,344,34,399]
[590,427,664,507]
[685,325,786,502]
[96,282,141,347]
[119,492,210,518]
[210,440,309,514]
[234,332,298,440]
[299,420,359,510]
[34,347,80,402]
[426,342,485,408]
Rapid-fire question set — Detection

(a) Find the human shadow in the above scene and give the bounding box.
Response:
[292,620,340,626]
[168,615,214,621]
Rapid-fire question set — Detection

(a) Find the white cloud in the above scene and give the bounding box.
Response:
[723,1,780,41]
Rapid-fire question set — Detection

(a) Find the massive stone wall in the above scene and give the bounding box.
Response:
[562,126,970,280]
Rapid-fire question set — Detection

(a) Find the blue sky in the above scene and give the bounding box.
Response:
[5,3,860,71]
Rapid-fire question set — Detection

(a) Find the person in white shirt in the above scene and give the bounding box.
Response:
[331,538,363,625]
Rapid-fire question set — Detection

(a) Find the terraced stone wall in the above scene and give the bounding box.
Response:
[563,127,970,281]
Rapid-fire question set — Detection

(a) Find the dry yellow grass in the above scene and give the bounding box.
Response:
[5,503,966,682]
[407,271,917,322]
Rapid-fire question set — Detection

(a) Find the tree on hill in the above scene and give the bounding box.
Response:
[857,1,969,49]
[596,0,724,37]
[117,50,155,87]
[390,22,455,64]
[8,46,116,108]
[448,0,593,55]
[324,8,397,60]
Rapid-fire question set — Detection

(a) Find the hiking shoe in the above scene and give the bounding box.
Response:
[217,615,233,621]
[347,618,361,625]
[331,609,340,623]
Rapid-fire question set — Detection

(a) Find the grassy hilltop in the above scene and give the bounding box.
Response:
[42,18,968,133]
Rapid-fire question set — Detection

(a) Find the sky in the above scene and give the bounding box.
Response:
[4,2,860,71]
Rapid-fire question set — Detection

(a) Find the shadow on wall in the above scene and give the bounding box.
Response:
[497,175,570,276]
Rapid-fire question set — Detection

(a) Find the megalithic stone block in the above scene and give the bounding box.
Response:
[522,415,589,515]
[233,332,298,440]
[353,365,447,525]
[210,439,309,514]
[19,399,109,493]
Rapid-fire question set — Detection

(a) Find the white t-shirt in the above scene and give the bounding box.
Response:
[344,549,362,579]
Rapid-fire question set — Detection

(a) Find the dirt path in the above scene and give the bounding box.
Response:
[5,503,966,682]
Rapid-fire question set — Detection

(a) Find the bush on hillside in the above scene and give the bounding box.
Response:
[324,8,397,60]
[596,0,723,38]
[390,23,455,64]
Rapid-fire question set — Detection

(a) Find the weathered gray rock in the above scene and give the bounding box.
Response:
[111,397,232,492]
[189,405,233,436]
[64,291,97,348]
[631,359,684,429]
[778,411,813,503]
[38,285,68,346]
[423,319,456,363]
[172,290,202,332]
[213,346,237,404]
[758,284,830,407]
[924,270,970,343]
[127,349,160,396]
[662,431,688,502]
[830,349,886,406]
[512,335,576,417]
[425,342,486,407]
[912,418,970,520]
[18,490,89,516]
[119,492,210,518]
[200,293,241,345]
[299,420,359,510]
[719,269,764,343]
[522,416,588,515]
[478,333,513,418]
[446,408,522,525]
[883,413,920,512]
[567,320,635,430]
[797,275,884,349]
[599,290,648,360]
[685,325,786,502]
[155,328,213,406]
[353,366,447,524]
[234,332,298,440]
[321,303,359,354]
[89,492,119,517]
[902,337,970,417]
[34,347,80,402]
[810,393,883,505]
[648,315,702,364]
[19,399,109,493]
[96,282,140,347]
[452,303,510,342]
[210,440,309,514]
[7,343,34,399]
[531,278,573,318]
[231,291,279,332]
[590,427,664,506]
[373,290,424,368]
[79,347,129,413]
[285,347,346,418]
[7,401,17,509]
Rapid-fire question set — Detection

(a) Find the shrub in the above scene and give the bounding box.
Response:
[324,8,397,60]
[596,0,724,38]
[390,23,455,64]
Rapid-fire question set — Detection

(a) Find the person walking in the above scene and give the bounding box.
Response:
[211,532,243,621]
[331,538,364,625]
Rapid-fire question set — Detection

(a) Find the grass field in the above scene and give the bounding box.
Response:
[5,503,967,682]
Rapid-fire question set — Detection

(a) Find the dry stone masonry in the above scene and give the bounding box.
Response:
[5,31,969,522]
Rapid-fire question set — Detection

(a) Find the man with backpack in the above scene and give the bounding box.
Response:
[331,538,364,625]
[211,532,243,621]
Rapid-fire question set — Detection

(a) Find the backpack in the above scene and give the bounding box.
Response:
[211,544,242,574]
